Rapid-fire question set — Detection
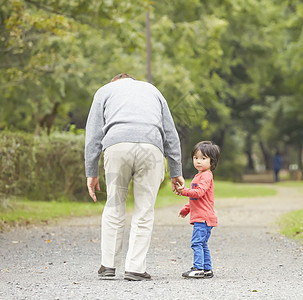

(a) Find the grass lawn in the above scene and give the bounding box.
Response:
[0,199,104,229]
[278,210,303,243]
[0,180,277,229]
[276,181,303,243]
[214,181,277,198]
[276,181,303,194]
[155,179,277,208]
[276,181,303,187]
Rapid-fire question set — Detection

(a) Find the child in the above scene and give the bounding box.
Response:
[177,141,220,279]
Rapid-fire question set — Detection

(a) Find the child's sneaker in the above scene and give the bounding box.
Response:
[182,267,204,278]
[204,269,214,278]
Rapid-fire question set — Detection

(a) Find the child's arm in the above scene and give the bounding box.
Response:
[182,173,212,199]
[178,202,190,218]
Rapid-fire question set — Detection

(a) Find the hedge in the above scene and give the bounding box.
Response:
[0,131,106,202]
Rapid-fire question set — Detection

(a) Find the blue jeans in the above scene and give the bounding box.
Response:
[191,222,213,270]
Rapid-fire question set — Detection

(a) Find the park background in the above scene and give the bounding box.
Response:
[0,0,302,231]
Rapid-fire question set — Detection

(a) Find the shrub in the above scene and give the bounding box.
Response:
[0,131,34,197]
[0,131,106,202]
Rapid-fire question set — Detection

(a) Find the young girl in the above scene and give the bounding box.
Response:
[177,141,220,279]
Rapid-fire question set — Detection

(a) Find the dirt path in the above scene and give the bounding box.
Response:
[1,185,303,300]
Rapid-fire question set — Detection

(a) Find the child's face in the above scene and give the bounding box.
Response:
[193,150,211,173]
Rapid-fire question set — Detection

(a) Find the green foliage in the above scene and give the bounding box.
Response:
[30,133,87,201]
[214,131,247,181]
[0,131,34,197]
[0,131,106,202]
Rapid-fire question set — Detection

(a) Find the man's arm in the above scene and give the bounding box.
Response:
[85,90,105,202]
[85,90,105,178]
[157,92,182,179]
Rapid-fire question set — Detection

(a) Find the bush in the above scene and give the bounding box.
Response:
[0,131,34,197]
[0,131,106,202]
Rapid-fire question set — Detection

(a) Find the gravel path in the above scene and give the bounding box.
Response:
[1,185,303,300]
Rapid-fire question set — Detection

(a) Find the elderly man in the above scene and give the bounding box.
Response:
[85,73,184,281]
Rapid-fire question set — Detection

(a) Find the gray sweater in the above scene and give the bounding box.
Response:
[85,78,182,178]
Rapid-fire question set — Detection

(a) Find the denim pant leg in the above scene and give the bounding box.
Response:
[191,222,212,270]
[203,225,213,270]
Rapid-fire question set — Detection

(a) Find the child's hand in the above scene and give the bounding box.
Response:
[175,182,184,195]
[178,212,186,218]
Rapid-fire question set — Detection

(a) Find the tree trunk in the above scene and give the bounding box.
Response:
[245,150,255,171]
[245,135,255,172]
[35,102,60,136]
[259,141,271,170]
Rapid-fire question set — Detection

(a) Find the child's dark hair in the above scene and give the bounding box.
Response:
[191,141,220,171]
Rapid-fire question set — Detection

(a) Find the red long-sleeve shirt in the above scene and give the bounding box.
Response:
[180,170,217,226]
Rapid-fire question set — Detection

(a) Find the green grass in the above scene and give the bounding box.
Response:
[155,182,185,208]
[1,180,277,229]
[276,181,303,187]
[278,210,303,243]
[214,181,277,198]
[276,181,303,194]
[0,199,105,228]
[154,179,277,209]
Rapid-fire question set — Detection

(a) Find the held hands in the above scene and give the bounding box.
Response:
[174,182,184,195]
[87,177,100,202]
[171,176,185,193]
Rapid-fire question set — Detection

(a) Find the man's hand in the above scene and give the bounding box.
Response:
[171,176,185,192]
[87,177,100,202]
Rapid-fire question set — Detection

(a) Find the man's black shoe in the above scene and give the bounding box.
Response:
[124,271,151,281]
[98,265,115,278]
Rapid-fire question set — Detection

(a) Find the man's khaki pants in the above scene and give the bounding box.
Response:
[102,143,165,273]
